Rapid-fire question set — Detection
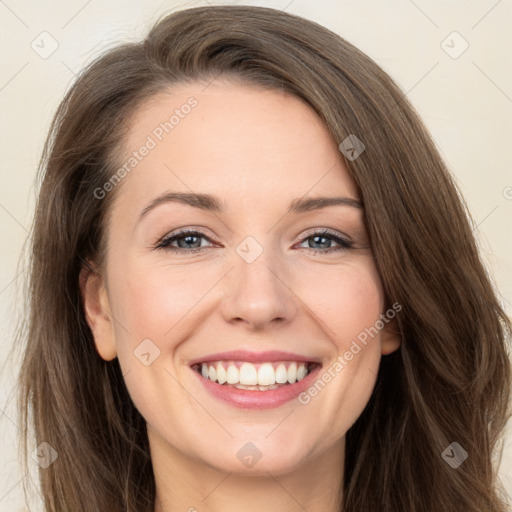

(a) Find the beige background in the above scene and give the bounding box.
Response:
[0,0,511,509]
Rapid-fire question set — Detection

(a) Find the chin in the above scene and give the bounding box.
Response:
[196,439,314,477]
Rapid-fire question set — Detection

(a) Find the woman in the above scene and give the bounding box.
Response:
[17,5,511,511]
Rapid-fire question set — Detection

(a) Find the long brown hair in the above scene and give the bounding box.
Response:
[15,5,511,511]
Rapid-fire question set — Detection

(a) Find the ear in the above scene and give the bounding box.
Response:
[380,315,401,355]
[79,261,117,361]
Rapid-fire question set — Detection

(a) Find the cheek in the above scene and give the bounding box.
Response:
[109,257,212,336]
[297,257,384,346]
[106,257,226,386]
[290,259,384,428]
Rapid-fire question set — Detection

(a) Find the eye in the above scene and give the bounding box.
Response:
[155,230,215,254]
[296,229,353,254]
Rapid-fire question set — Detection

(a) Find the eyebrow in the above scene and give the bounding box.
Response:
[138,192,363,222]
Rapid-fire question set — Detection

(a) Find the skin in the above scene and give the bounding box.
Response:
[81,80,401,512]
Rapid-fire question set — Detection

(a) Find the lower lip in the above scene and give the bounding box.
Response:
[191,364,322,409]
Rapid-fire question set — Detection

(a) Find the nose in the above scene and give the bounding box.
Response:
[220,251,298,331]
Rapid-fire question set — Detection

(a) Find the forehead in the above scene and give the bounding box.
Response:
[112,80,360,217]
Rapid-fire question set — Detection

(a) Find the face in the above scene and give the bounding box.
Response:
[82,80,400,477]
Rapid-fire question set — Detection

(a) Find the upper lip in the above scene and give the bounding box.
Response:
[188,350,323,366]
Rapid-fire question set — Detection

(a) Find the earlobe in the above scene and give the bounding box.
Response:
[79,261,117,361]
[380,316,402,355]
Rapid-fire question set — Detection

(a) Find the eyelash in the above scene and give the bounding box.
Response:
[154,228,354,255]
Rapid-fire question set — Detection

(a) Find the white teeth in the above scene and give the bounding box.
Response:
[234,383,280,391]
[297,364,308,381]
[257,363,275,386]
[239,362,258,385]
[226,365,239,384]
[198,361,312,386]
[208,365,217,382]
[216,363,227,384]
[287,362,297,384]
[275,363,288,384]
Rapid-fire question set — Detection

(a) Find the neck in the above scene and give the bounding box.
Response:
[151,430,345,512]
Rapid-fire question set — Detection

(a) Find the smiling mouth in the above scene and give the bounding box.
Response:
[191,360,321,391]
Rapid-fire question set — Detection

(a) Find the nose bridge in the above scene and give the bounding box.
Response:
[220,236,297,329]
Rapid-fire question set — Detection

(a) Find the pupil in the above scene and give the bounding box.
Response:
[311,235,329,249]
[178,235,200,248]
